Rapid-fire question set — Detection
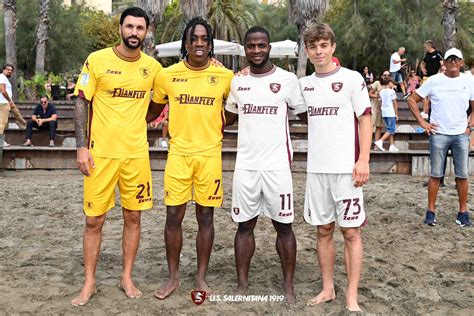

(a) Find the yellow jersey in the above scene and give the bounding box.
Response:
[75,46,163,158]
[152,60,233,157]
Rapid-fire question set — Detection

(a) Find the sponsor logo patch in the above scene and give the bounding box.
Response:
[80,73,89,86]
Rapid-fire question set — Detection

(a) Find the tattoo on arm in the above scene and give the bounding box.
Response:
[74,97,89,148]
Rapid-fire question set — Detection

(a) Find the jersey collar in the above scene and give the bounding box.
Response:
[112,45,141,62]
[250,64,276,78]
[314,66,341,78]
[184,59,211,71]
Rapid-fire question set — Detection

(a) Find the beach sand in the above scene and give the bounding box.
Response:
[0,170,472,314]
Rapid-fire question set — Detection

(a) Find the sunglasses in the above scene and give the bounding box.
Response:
[41,101,48,104]
[445,56,461,63]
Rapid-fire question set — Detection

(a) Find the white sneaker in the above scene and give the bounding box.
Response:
[161,140,168,148]
[3,141,10,147]
[389,144,399,152]
[374,140,385,151]
[420,112,429,120]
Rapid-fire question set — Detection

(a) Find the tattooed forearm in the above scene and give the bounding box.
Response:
[74,97,90,148]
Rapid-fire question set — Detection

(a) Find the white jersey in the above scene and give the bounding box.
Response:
[225,65,306,170]
[379,88,397,117]
[299,66,371,174]
[0,74,12,103]
[389,52,401,72]
[416,73,474,135]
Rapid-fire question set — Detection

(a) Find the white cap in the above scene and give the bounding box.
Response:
[444,47,463,60]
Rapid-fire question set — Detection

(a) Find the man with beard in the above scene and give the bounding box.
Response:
[148,17,233,299]
[71,7,162,306]
[224,26,305,304]
[0,64,27,147]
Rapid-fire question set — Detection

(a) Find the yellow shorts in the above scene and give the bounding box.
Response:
[164,154,223,207]
[83,156,153,217]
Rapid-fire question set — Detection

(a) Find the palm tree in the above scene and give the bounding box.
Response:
[180,0,212,22]
[442,0,458,50]
[3,0,18,98]
[289,0,329,77]
[207,0,255,43]
[136,0,167,56]
[35,0,50,74]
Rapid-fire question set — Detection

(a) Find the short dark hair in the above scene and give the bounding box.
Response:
[120,7,149,29]
[244,26,270,44]
[180,17,214,59]
[3,63,14,71]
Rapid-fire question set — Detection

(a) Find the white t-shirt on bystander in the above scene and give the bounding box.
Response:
[416,73,474,135]
[0,73,12,103]
[379,88,397,117]
[389,52,401,72]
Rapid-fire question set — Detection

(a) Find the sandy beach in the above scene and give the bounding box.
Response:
[0,170,472,315]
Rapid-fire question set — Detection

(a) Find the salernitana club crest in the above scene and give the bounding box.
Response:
[208,75,218,86]
[139,67,150,79]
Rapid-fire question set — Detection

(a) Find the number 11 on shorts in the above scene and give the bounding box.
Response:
[279,193,292,217]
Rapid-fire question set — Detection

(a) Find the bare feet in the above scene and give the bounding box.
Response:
[155,279,180,300]
[71,284,97,307]
[119,279,142,299]
[346,301,363,312]
[285,291,296,305]
[195,279,212,295]
[306,290,336,306]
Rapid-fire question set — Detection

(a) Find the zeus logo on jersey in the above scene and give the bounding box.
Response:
[242,104,278,115]
[303,87,314,91]
[112,88,146,99]
[308,106,339,116]
[175,94,216,106]
[237,87,250,91]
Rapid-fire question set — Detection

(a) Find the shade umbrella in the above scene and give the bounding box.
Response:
[155,39,244,57]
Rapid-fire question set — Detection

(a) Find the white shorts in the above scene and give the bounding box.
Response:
[231,169,294,224]
[304,173,366,227]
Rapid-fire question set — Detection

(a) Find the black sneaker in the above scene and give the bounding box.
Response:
[455,212,472,227]
[424,210,436,226]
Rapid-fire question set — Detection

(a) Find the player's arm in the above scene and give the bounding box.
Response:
[296,112,307,124]
[224,110,238,126]
[146,100,167,123]
[75,96,94,176]
[353,112,371,187]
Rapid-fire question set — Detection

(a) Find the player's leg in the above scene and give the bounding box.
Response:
[304,173,337,306]
[156,155,192,299]
[235,216,258,292]
[118,157,154,298]
[195,204,214,292]
[261,170,296,303]
[232,170,261,292]
[334,174,366,311]
[155,203,186,299]
[72,157,118,306]
[340,227,363,312]
[272,220,297,304]
[193,155,223,292]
